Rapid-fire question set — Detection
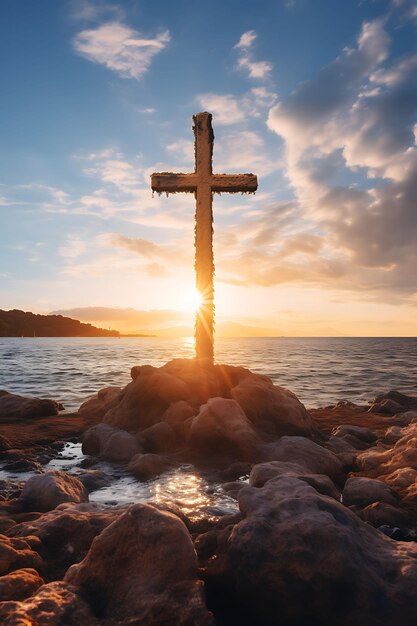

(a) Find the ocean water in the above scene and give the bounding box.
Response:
[1,336,416,410]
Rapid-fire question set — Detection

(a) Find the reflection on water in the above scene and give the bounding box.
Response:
[1,336,416,410]
[36,443,239,521]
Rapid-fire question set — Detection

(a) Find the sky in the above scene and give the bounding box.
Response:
[0,0,416,336]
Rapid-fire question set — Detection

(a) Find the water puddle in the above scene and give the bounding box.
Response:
[1,442,243,521]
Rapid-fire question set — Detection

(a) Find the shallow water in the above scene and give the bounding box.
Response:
[1,336,416,410]
[0,442,241,520]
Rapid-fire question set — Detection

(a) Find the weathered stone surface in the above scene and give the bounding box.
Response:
[0,435,12,452]
[342,477,399,508]
[230,377,313,437]
[0,568,44,602]
[189,398,259,461]
[20,471,88,512]
[77,470,112,493]
[368,391,417,416]
[82,423,141,463]
[0,535,42,576]
[104,370,190,431]
[139,421,177,453]
[249,460,340,500]
[10,503,120,580]
[127,453,172,480]
[261,436,343,481]
[65,503,213,625]
[0,581,97,625]
[78,386,121,420]
[226,476,417,626]
[360,501,412,527]
[332,423,377,444]
[0,392,61,419]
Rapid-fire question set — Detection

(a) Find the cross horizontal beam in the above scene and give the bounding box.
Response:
[151,173,258,193]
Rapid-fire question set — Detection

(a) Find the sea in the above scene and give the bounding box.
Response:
[1,336,416,410]
[1,336,416,517]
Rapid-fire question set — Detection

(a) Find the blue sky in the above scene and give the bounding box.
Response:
[1,0,416,335]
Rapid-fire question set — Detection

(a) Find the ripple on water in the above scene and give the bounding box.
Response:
[43,443,240,521]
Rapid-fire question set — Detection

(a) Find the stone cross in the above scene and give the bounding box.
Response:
[151,112,258,362]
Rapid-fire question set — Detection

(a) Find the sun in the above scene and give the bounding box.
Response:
[184,287,203,314]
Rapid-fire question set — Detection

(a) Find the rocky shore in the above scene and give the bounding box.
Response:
[1,359,417,625]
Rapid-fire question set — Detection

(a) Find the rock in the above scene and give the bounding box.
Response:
[162,400,196,434]
[225,476,417,626]
[230,377,313,438]
[10,503,121,580]
[78,386,121,420]
[189,398,260,462]
[82,423,141,463]
[357,423,417,480]
[249,460,340,500]
[360,502,412,527]
[332,424,377,443]
[139,421,177,453]
[0,568,44,601]
[383,426,404,444]
[127,453,173,480]
[65,503,213,625]
[261,436,343,481]
[20,471,88,512]
[0,435,11,451]
[342,477,399,508]
[103,370,190,431]
[0,535,42,576]
[0,392,62,418]
[77,470,112,493]
[369,391,417,416]
[0,581,97,625]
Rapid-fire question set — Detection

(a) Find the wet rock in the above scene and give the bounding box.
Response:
[82,423,141,463]
[0,581,97,625]
[261,436,343,481]
[127,453,173,480]
[0,392,62,419]
[77,470,112,493]
[226,476,417,626]
[189,398,260,462]
[78,386,121,420]
[10,503,121,580]
[65,503,213,625]
[0,567,44,601]
[20,471,88,512]
[333,424,377,443]
[0,535,42,576]
[230,377,313,438]
[342,477,399,508]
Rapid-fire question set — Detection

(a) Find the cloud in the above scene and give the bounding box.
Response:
[73,21,170,79]
[234,30,273,80]
[266,17,417,302]
[196,88,277,126]
[59,235,87,259]
[196,94,246,125]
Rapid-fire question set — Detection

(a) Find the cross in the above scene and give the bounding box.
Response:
[151,112,258,362]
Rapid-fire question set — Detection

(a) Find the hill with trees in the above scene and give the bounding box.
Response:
[0,309,120,337]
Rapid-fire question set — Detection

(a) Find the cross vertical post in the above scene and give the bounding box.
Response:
[151,112,257,362]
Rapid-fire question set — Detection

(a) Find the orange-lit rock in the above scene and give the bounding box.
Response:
[65,503,213,625]
[20,471,88,512]
[0,567,44,601]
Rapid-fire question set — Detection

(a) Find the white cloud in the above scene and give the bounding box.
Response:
[266,17,417,301]
[234,30,273,80]
[73,22,170,79]
[59,235,87,259]
[196,94,246,125]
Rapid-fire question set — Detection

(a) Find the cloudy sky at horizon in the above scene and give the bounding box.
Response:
[1,0,416,335]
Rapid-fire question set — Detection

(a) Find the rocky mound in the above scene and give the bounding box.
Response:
[2,362,417,625]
